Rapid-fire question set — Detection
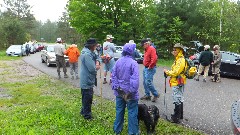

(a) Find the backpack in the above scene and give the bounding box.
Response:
[183,57,197,79]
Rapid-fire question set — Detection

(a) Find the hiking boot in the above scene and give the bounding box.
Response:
[171,103,181,123]
[140,95,151,100]
[64,74,68,78]
[71,76,74,80]
[203,78,206,82]
[216,79,221,83]
[103,78,107,84]
[58,72,61,79]
[152,94,160,102]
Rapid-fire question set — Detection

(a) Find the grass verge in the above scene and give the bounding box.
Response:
[0,60,203,135]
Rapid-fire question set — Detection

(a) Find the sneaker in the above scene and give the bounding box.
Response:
[203,78,206,82]
[152,95,160,102]
[140,95,151,100]
[103,80,108,84]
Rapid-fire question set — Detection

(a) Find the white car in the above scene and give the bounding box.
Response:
[41,45,69,67]
[114,46,123,60]
[6,45,26,56]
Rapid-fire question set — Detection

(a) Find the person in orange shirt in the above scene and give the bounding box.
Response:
[65,44,80,80]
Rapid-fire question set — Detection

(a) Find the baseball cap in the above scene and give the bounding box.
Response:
[140,39,150,46]
[106,35,114,40]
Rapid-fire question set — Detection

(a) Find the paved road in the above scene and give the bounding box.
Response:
[23,52,240,135]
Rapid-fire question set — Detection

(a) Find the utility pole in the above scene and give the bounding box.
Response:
[219,0,223,46]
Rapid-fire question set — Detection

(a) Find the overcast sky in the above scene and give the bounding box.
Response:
[28,0,68,22]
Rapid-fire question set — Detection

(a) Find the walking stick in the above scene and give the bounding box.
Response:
[164,72,168,120]
[100,64,103,114]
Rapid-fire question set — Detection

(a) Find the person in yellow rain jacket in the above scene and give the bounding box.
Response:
[163,43,187,123]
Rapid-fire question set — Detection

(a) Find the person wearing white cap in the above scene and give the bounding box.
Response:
[54,38,68,79]
[195,45,213,82]
[102,35,116,84]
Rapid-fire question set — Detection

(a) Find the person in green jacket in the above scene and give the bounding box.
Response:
[195,45,213,82]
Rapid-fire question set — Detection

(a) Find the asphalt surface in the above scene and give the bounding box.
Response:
[23,52,240,135]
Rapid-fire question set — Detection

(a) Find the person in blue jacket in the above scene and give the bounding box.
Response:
[80,38,100,120]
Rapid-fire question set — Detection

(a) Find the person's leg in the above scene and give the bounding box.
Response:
[127,100,139,135]
[69,63,74,79]
[203,65,210,82]
[56,56,61,79]
[114,96,126,134]
[61,57,68,78]
[81,88,94,119]
[75,62,79,79]
[196,64,204,81]
[108,59,115,84]
[103,63,108,84]
[215,66,221,82]
[145,67,159,102]
[171,86,183,123]
[140,68,151,100]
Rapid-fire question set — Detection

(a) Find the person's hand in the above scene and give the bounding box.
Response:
[163,69,168,73]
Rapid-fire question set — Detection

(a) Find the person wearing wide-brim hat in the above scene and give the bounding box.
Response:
[195,44,213,82]
[163,43,186,123]
[102,34,116,84]
[80,38,101,120]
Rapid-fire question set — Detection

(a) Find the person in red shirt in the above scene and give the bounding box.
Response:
[65,44,80,80]
[140,39,160,102]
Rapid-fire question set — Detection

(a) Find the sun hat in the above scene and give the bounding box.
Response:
[106,35,114,40]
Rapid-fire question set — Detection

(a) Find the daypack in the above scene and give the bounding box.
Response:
[183,57,197,79]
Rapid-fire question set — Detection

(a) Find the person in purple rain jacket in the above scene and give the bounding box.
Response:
[111,43,140,135]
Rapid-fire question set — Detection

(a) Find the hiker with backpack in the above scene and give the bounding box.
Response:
[163,43,187,123]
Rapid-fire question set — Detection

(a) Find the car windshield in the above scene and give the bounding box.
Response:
[47,46,55,52]
[9,45,21,49]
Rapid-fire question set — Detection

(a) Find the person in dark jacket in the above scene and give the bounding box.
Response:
[111,42,139,135]
[80,38,100,120]
[195,45,213,82]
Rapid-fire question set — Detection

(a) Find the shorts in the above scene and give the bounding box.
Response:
[104,58,115,72]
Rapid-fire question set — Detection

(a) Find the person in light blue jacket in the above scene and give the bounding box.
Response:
[111,43,139,135]
[80,38,100,120]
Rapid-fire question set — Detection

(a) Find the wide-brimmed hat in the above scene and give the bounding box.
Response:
[173,43,184,49]
[140,39,150,46]
[106,35,114,40]
[85,38,97,47]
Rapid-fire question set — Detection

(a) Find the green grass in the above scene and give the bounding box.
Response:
[0,50,21,60]
[0,60,204,135]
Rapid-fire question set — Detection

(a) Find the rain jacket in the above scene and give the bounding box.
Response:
[143,45,158,69]
[111,43,139,100]
[165,49,187,87]
[65,45,80,63]
[80,47,99,89]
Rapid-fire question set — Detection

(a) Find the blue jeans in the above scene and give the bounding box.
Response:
[113,97,139,135]
[143,67,158,97]
[172,86,184,105]
[80,88,93,119]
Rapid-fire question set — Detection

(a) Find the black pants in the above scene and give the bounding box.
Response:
[80,88,93,119]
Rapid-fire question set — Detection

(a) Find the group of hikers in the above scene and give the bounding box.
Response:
[53,36,222,135]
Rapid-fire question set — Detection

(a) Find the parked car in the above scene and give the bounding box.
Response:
[6,45,26,56]
[135,52,144,64]
[36,44,44,52]
[41,45,69,67]
[113,45,123,61]
[191,51,240,77]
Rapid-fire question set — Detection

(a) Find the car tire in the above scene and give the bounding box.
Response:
[46,59,51,67]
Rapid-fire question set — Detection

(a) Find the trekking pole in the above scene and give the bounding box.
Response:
[100,64,103,115]
[164,72,168,120]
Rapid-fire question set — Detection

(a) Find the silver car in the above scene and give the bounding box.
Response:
[6,45,26,56]
[114,46,123,60]
[41,45,69,67]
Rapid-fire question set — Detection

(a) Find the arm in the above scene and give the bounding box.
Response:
[84,54,97,75]
[111,62,119,90]
[149,47,158,68]
[129,62,139,93]
[166,58,185,77]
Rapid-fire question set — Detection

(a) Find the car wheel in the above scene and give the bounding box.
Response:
[46,59,51,67]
